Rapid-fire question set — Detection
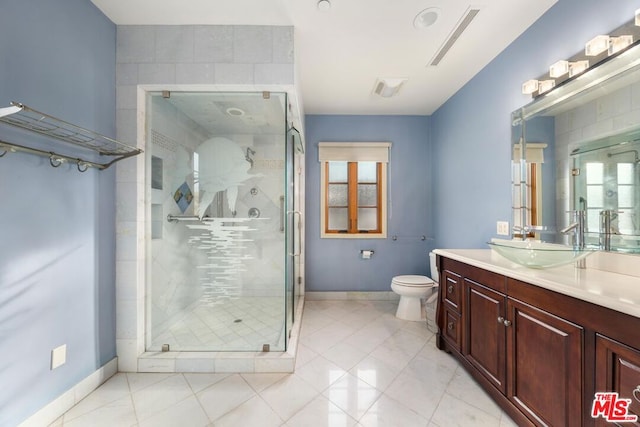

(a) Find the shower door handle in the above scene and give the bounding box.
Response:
[279,196,285,232]
[287,210,302,257]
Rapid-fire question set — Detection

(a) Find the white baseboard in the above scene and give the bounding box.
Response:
[19,357,118,427]
[305,291,400,301]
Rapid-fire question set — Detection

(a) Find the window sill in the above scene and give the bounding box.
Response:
[321,232,387,239]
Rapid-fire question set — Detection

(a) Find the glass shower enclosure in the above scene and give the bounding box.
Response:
[145,91,301,352]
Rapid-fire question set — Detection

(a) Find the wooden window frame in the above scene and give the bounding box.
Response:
[512,143,546,239]
[321,161,387,239]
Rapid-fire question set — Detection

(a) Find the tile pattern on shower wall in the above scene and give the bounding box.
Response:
[116,25,293,83]
[114,24,295,371]
[554,80,640,230]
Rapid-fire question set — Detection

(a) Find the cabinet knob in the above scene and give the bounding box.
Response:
[633,386,640,403]
[447,321,455,331]
[498,317,511,326]
[447,284,454,294]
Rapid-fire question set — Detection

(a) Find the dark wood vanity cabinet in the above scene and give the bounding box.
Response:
[435,255,640,427]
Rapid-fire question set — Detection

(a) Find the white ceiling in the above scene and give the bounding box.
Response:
[91,0,557,115]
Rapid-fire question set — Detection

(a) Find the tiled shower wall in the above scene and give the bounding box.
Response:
[554,79,640,230]
[114,25,295,372]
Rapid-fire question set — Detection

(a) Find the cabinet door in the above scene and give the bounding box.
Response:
[506,298,583,427]
[595,335,640,426]
[465,278,507,394]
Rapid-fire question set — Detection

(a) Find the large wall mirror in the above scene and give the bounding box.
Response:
[511,18,640,254]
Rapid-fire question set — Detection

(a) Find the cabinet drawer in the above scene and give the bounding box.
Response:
[443,308,462,351]
[443,269,462,312]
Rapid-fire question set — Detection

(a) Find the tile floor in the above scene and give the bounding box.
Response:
[150,297,287,352]
[50,299,517,426]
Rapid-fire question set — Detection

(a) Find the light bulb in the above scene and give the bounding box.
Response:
[522,79,539,95]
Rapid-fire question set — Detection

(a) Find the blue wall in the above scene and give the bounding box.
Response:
[0,1,116,425]
[304,115,433,291]
[431,0,640,249]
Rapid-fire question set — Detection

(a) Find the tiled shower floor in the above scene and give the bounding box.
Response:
[150,297,288,352]
[51,299,517,426]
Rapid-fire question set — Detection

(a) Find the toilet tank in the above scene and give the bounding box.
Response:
[429,252,439,282]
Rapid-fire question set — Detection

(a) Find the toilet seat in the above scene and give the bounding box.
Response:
[391,275,435,287]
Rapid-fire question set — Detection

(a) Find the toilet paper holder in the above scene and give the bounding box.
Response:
[360,250,375,259]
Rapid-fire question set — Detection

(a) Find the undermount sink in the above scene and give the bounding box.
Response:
[487,239,596,269]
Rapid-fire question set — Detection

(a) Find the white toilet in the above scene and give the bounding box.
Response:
[390,252,439,321]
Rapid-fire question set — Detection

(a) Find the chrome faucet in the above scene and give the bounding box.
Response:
[561,210,586,268]
[512,224,548,240]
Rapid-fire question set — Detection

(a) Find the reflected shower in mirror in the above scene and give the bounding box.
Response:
[571,131,640,252]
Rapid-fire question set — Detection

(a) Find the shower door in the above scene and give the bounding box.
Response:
[571,137,640,252]
[146,91,294,352]
[285,126,303,342]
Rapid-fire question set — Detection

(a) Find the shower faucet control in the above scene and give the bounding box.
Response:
[245,148,256,167]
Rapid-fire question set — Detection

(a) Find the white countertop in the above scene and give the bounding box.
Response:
[433,248,640,318]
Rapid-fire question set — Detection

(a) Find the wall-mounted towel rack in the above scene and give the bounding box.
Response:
[167,215,214,223]
[0,101,142,171]
[391,235,430,241]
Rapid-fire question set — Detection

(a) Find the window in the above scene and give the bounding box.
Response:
[512,143,546,238]
[617,163,635,234]
[319,142,390,238]
[584,162,604,232]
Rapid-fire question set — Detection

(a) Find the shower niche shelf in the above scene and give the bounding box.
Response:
[0,101,142,171]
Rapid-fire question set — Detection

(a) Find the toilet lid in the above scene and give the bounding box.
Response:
[392,275,435,287]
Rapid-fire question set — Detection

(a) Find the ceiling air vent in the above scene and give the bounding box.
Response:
[429,7,480,66]
[373,78,407,98]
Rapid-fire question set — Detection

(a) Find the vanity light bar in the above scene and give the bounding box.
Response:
[521,10,640,97]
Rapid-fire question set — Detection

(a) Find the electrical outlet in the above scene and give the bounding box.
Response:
[51,344,67,370]
[496,221,510,236]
